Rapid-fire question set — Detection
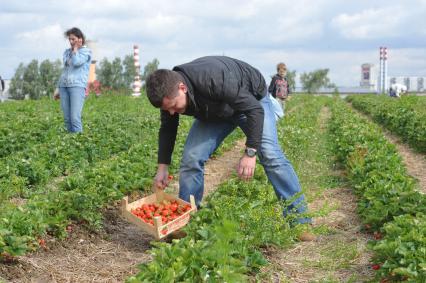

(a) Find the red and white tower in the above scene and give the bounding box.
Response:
[378,47,388,93]
[132,45,141,97]
[383,47,388,92]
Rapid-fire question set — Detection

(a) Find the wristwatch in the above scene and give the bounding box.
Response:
[244,147,257,157]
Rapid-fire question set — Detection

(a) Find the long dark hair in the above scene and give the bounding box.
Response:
[64,27,86,45]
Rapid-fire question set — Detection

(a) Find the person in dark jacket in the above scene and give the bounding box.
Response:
[0,75,4,94]
[268,62,290,109]
[146,56,314,240]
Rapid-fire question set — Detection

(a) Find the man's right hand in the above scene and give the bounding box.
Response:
[153,164,170,190]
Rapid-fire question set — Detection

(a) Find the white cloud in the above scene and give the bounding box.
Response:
[0,0,425,87]
[16,24,64,44]
[331,5,417,39]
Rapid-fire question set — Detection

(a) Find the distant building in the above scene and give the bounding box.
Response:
[360,63,377,91]
[389,76,426,92]
[418,77,425,91]
[86,40,98,83]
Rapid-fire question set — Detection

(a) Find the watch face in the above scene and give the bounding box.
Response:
[245,148,256,157]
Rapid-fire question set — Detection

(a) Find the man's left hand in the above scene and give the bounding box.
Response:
[237,155,256,181]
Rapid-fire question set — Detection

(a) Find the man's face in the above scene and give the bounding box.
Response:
[161,83,187,115]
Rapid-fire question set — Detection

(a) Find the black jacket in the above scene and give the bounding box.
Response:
[158,56,267,164]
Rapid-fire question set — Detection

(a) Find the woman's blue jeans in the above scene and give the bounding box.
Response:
[59,87,86,133]
[178,94,311,224]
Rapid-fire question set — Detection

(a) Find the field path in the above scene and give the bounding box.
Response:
[381,131,426,194]
[261,107,374,282]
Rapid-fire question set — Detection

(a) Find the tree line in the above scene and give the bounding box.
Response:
[8,56,333,100]
[8,55,160,100]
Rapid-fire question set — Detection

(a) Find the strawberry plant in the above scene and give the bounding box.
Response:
[347,94,426,153]
[329,97,426,281]
[371,213,426,281]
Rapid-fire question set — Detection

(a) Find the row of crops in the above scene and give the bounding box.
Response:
[1,93,425,282]
[329,95,425,282]
[0,93,240,259]
[0,93,160,256]
[346,94,426,153]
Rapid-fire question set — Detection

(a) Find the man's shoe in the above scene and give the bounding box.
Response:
[298,231,316,242]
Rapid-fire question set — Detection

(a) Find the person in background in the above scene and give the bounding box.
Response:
[146,56,315,241]
[389,83,408,98]
[0,75,5,95]
[0,75,4,103]
[56,27,91,133]
[268,62,290,110]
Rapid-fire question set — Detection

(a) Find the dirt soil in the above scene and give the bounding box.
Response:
[0,141,245,283]
[260,107,374,282]
[262,187,374,282]
[382,131,426,194]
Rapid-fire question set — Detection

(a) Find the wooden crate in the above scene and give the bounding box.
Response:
[121,190,196,240]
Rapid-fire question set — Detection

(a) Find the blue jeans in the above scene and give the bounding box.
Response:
[59,87,86,133]
[178,94,311,224]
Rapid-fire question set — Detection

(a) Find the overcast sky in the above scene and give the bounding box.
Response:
[1,0,425,87]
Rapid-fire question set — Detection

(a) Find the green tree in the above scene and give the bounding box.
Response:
[97,56,133,89]
[23,60,44,100]
[39,59,62,99]
[300,69,334,94]
[110,57,125,89]
[141,58,159,82]
[97,55,159,91]
[97,58,114,88]
[286,70,296,93]
[9,63,26,100]
[123,54,137,89]
[9,59,62,100]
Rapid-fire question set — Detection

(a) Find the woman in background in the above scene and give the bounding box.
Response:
[56,27,91,133]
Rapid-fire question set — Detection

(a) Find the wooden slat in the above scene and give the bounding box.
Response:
[121,192,197,240]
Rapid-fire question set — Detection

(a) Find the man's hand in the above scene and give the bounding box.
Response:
[237,155,256,181]
[153,164,170,190]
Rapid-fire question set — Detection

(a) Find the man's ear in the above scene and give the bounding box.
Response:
[178,82,187,93]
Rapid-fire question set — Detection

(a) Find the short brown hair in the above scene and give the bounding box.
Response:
[277,62,287,71]
[146,69,182,107]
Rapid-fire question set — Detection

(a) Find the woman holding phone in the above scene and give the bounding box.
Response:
[56,27,91,133]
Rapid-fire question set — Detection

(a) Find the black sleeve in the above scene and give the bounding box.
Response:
[158,110,179,164]
[268,76,276,96]
[228,91,264,150]
[220,75,264,150]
